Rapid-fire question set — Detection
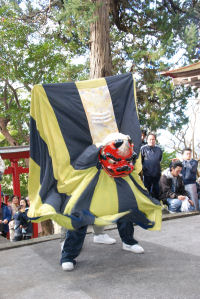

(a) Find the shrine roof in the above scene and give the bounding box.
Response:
[0,146,30,159]
[0,145,30,154]
[161,61,200,87]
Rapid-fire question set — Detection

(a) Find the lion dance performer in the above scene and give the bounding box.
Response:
[28,73,162,271]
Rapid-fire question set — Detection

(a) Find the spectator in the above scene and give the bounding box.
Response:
[141,130,147,146]
[0,199,11,238]
[197,178,200,207]
[14,198,33,241]
[8,195,20,242]
[141,133,163,199]
[0,155,5,181]
[159,160,194,213]
[181,148,199,211]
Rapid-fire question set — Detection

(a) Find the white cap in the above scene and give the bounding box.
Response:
[101,132,131,146]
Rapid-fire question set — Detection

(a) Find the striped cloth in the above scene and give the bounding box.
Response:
[28,73,162,230]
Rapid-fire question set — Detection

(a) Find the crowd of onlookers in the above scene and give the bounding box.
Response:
[0,155,33,241]
[141,130,200,213]
[0,194,33,241]
[0,132,200,242]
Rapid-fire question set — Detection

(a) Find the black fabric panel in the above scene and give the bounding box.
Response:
[42,83,93,167]
[39,147,71,211]
[72,170,100,213]
[115,177,155,229]
[69,170,101,229]
[67,170,100,229]
[67,210,95,230]
[30,116,42,166]
[129,175,161,206]
[74,144,100,170]
[115,177,138,212]
[42,185,71,214]
[106,73,141,156]
[30,117,71,211]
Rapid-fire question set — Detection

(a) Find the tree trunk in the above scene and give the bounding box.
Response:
[90,0,112,79]
[0,117,19,146]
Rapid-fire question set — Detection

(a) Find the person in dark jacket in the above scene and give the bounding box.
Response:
[181,148,199,211]
[0,201,12,238]
[141,133,163,199]
[159,160,194,213]
[14,198,32,241]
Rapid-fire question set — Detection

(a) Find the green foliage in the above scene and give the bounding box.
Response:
[0,0,199,196]
[0,0,199,143]
[160,151,177,171]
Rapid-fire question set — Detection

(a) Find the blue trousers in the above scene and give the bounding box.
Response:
[143,175,160,199]
[167,198,195,213]
[61,219,138,264]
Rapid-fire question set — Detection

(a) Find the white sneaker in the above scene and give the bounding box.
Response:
[168,210,176,214]
[62,262,74,271]
[93,233,116,245]
[122,242,144,254]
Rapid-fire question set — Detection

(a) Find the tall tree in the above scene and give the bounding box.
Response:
[0,0,200,146]
[89,0,112,78]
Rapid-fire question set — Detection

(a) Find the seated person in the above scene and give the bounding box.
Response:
[8,195,20,242]
[14,198,33,241]
[159,160,194,213]
[0,200,11,238]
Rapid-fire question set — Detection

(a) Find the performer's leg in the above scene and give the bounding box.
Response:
[61,225,87,270]
[93,225,116,245]
[60,226,67,251]
[117,220,137,245]
[117,219,144,254]
[143,175,152,194]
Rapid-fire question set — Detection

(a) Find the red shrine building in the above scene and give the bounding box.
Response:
[0,145,29,198]
[0,145,38,238]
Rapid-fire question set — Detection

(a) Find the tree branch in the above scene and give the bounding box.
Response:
[7,82,21,108]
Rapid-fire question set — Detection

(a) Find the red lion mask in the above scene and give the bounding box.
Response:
[99,134,137,177]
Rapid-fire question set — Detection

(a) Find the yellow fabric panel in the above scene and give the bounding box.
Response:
[123,174,162,231]
[30,85,97,196]
[75,77,108,89]
[94,211,130,226]
[133,153,142,175]
[130,75,142,175]
[52,213,73,229]
[90,171,118,217]
[76,80,118,146]
[30,208,73,230]
[63,168,98,215]
[28,158,43,218]
[28,159,74,229]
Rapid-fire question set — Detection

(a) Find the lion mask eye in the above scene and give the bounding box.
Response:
[108,159,117,164]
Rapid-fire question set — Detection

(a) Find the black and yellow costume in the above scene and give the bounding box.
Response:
[28,73,162,231]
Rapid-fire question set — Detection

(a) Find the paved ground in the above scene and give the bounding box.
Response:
[0,235,9,244]
[0,215,200,299]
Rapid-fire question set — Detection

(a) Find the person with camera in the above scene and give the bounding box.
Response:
[13,198,32,241]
